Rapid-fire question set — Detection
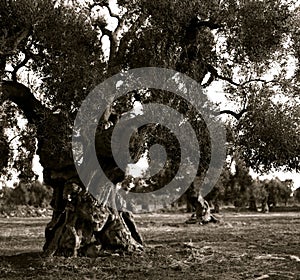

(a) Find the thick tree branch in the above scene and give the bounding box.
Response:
[0,80,47,123]
[1,80,74,173]
[206,64,240,86]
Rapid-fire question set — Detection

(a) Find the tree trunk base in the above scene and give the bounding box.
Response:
[43,181,143,258]
[185,197,219,225]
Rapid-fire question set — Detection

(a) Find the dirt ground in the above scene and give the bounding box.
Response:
[0,212,299,280]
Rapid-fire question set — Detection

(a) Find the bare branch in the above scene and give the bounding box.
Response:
[219,108,247,120]
[206,64,280,88]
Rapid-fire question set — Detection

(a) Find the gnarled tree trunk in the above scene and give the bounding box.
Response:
[1,81,143,257]
[185,182,219,224]
[43,178,143,257]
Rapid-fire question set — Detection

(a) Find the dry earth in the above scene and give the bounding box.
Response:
[0,212,299,279]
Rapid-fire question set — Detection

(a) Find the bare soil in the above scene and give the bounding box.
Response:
[0,212,299,279]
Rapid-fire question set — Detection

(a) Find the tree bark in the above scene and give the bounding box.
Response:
[249,195,258,212]
[1,80,143,257]
[213,200,220,213]
[185,182,219,224]
[43,178,143,257]
[261,200,269,213]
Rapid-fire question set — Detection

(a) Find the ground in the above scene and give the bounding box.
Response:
[0,212,299,280]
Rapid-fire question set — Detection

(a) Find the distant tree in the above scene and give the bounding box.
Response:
[0,184,11,206]
[225,156,253,209]
[280,180,293,206]
[205,164,230,212]
[5,180,52,207]
[249,179,268,212]
[294,188,300,204]
[264,178,293,210]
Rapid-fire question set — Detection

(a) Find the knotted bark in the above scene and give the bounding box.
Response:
[43,179,143,257]
[1,80,144,257]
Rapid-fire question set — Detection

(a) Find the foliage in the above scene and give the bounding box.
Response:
[265,178,293,207]
[204,161,294,211]
[0,180,52,210]
[237,92,300,172]
[0,0,299,185]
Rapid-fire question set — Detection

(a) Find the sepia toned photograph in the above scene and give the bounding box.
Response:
[0,0,299,279]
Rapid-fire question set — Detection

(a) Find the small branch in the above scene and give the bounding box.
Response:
[219,108,247,120]
[240,78,279,87]
[206,64,280,88]
[8,133,22,144]
[201,73,215,88]
[196,20,223,30]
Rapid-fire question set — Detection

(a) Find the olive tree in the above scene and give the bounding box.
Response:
[0,0,299,256]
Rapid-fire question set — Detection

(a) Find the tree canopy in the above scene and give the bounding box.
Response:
[0,0,299,182]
